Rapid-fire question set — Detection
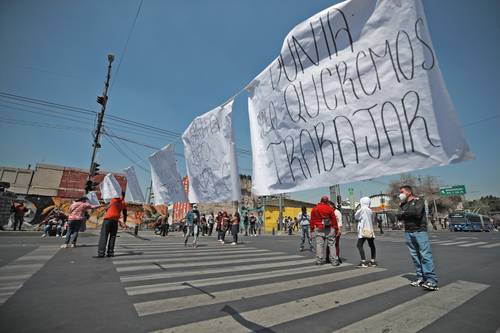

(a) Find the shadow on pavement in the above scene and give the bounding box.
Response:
[221,304,276,333]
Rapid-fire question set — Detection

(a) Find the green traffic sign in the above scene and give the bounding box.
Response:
[348,187,354,195]
[439,185,466,196]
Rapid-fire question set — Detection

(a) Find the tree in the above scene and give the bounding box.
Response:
[386,174,461,215]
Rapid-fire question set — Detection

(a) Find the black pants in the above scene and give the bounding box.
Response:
[357,237,376,261]
[13,216,23,230]
[231,225,239,243]
[98,219,118,256]
[208,223,214,236]
[160,224,168,236]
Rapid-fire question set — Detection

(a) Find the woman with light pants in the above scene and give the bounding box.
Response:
[297,206,313,251]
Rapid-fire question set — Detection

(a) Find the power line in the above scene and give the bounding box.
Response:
[104,134,150,173]
[0,117,92,133]
[110,0,144,91]
[0,92,96,115]
[0,102,96,124]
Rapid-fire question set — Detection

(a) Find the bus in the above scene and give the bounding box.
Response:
[448,212,493,232]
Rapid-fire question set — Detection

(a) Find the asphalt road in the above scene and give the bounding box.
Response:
[0,229,499,333]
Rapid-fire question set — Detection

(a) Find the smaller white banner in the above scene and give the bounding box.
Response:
[148,144,187,205]
[86,191,100,206]
[100,173,122,202]
[182,100,241,203]
[124,166,145,203]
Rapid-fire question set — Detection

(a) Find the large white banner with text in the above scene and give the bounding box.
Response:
[247,0,472,195]
[182,100,241,203]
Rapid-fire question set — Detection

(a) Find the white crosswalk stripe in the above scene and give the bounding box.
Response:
[332,280,488,333]
[110,239,489,333]
[458,241,488,247]
[0,246,58,306]
[116,254,301,273]
[135,266,383,316]
[479,242,500,249]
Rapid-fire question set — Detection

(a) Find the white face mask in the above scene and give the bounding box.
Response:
[399,193,407,202]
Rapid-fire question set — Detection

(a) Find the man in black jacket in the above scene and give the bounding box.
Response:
[398,185,438,291]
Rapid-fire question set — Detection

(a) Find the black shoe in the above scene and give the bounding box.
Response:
[369,260,377,267]
[357,261,369,268]
[410,278,424,287]
[299,247,304,252]
[93,255,105,258]
[107,253,114,257]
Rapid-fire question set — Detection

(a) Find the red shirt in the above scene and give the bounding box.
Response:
[310,202,338,231]
[104,198,126,220]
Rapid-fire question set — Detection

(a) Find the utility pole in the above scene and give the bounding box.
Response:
[86,54,114,193]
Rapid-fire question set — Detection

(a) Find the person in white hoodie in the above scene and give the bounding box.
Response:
[354,197,377,268]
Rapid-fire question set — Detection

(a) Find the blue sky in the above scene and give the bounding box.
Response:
[0,0,499,203]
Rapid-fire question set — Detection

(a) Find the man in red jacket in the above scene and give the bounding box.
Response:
[310,195,339,266]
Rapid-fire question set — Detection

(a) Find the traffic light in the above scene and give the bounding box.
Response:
[90,162,100,177]
[96,95,108,106]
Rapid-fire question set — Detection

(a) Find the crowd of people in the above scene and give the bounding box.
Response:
[27,183,438,291]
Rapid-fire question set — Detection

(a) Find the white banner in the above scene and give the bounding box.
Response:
[124,166,145,203]
[182,100,241,203]
[100,173,122,202]
[148,144,187,205]
[247,0,472,195]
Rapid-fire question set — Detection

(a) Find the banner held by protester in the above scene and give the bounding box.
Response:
[247,0,473,195]
[149,144,187,205]
[182,100,241,203]
[100,173,122,202]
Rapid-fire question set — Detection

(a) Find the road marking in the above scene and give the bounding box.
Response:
[120,258,314,283]
[116,254,302,272]
[113,251,276,265]
[113,247,263,256]
[479,242,500,249]
[112,249,271,262]
[438,241,470,246]
[150,274,410,333]
[0,246,58,306]
[458,242,488,247]
[332,280,489,333]
[125,264,351,295]
[135,266,384,316]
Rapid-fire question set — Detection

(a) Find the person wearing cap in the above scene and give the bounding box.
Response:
[310,195,339,266]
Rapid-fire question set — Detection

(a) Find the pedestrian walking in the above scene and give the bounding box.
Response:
[257,212,263,235]
[11,201,28,231]
[62,197,99,249]
[96,193,127,257]
[398,185,439,291]
[377,215,384,234]
[160,213,169,237]
[243,213,249,236]
[249,213,257,236]
[310,195,339,266]
[184,204,200,247]
[333,202,343,262]
[297,206,313,251]
[208,212,215,236]
[354,197,377,268]
[231,212,240,245]
[219,211,229,244]
[201,214,207,236]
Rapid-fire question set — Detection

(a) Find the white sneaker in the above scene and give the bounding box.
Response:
[70,244,76,248]
[60,244,68,249]
[56,235,60,237]
[231,242,237,245]
[41,234,47,238]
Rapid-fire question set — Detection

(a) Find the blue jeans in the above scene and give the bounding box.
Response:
[404,231,438,284]
[65,220,83,245]
[300,225,312,249]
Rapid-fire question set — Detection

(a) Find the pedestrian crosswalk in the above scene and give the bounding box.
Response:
[0,246,59,306]
[112,238,489,332]
[375,235,500,249]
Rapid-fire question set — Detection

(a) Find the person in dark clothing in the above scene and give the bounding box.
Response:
[231,212,240,245]
[398,185,438,291]
[377,215,384,234]
[12,202,28,231]
[96,193,127,258]
[160,213,169,237]
[243,214,249,236]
